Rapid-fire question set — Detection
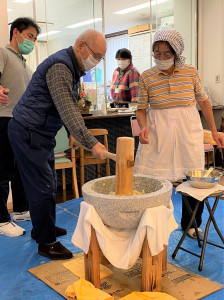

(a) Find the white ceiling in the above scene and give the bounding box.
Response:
[104,0,173,34]
[7,0,173,40]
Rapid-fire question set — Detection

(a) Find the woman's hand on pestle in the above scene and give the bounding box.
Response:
[92,142,107,160]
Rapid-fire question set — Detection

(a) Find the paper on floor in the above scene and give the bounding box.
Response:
[120,291,177,300]
[63,256,113,279]
[65,279,113,299]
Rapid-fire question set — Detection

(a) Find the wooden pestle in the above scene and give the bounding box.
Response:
[73,136,134,195]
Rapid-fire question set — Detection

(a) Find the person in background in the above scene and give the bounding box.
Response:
[110,48,140,108]
[0,17,40,237]
[8,29,107,260]
[134,29,224,239]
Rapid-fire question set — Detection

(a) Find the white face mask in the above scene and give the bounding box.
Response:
[117,59,130,71]
[154,57,174,70]
[82,53,99,71]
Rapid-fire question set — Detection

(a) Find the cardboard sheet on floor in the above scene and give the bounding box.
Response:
[63,256,114,279]
[28,253,222,300]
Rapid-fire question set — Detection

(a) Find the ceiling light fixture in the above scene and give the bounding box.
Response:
[38,31,61,38]
[113,0,168,15]
[7,8,13,12]
[66,18,102,29]
[13,0,32,3]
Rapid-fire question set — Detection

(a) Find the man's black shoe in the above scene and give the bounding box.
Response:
[38,241,73,260]
[31,226,67,240]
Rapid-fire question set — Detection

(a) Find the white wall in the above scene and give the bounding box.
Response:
[0,0,9,47]
[174,0,196,65]
[198,0,224,106]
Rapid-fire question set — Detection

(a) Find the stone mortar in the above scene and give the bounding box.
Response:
[82,175,173,229]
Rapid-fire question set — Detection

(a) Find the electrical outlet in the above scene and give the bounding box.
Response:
[215,74,220,83]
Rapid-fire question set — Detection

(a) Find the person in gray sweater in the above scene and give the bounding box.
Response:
[0,17,40,237]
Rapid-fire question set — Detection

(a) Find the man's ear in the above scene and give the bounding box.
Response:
[12,28,19,38]
[77,40,85,50]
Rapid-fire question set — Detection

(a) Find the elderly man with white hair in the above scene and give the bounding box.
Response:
[8,29,107,259]
[134,29,224,239]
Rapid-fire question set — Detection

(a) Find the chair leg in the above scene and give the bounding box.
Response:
[96,164,101,178]
[72,166,79,198]
[206,152,209,169]
[80,165,85,189]
[105,159,110,176]
[62,169,66,191]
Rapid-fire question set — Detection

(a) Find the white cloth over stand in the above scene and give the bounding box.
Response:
[71,201,178,269]
[176,181,224,201]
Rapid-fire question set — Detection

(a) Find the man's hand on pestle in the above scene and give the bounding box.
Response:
[92,142,107,160]
[71,137,109,160]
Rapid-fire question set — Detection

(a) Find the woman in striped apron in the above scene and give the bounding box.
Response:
[134,29,224,238]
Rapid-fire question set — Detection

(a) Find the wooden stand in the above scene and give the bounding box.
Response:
[84,226,166,291]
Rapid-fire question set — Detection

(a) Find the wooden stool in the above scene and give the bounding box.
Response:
[84,226,167,292]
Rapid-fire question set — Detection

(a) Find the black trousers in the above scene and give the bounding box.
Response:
[8,118,57,244]
[181,194,204,230]
[0,117,28,222]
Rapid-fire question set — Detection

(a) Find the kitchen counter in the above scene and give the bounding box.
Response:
[82,110,135,120]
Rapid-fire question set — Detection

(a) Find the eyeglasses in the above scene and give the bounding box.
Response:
[153,51,174,60]
[84,42,104,61]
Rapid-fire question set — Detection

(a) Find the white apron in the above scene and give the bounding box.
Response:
[134,106,204,182]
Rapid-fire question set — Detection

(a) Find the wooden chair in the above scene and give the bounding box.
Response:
[204,143,215,169]
[76,129,110,190]
[54,126,79,199]
[203,129,218,169]
[130,115,141,137]
[130,115,141,154]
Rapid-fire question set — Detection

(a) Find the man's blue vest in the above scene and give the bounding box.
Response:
[13,47,81,137]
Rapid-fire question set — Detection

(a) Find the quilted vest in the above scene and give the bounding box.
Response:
[13,46,81,137]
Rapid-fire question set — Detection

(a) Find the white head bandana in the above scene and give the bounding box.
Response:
[153,29,186,69]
